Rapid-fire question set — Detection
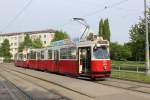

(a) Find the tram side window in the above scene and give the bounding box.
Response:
[27,53,29,59]
[37,52,41,60]
[30,51,36,59]
[48,50,52,59]
[60,48,67,59]
[68,47,76,59]
[41,51,45,59]
[19,54,23,61]
[23,54,27,59]
[60,47,76,59]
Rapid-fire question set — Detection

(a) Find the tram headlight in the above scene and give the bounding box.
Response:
[103,61,107,70]
[104,65,107,70]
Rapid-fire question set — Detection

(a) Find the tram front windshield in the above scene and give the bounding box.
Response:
[93,47,109,59]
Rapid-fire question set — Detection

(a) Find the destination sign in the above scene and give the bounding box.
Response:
[50,39,72,46]
[97,41,108,44]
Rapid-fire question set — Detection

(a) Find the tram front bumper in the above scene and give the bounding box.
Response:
[91,71,111,78]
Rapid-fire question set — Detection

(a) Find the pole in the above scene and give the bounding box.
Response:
[144,0,150,74]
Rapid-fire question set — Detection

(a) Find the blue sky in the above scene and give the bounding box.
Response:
[0,0,148,43]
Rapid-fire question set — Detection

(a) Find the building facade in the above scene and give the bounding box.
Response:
[0,29,55,59]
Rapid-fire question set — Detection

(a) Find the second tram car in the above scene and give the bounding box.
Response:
[15,37,111,79]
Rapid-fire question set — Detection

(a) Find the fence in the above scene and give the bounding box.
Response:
[111,64,150,83]
[111,64,146,72]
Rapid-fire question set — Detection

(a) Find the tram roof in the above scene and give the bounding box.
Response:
[48,38,109,48]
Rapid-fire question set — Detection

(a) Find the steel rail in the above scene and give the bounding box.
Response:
[0,69,33,100]
[1,65,95,99]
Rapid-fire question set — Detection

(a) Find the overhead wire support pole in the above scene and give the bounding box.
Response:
[144,0,150,74]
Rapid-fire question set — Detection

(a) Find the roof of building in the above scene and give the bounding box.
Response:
[0,29,57,36]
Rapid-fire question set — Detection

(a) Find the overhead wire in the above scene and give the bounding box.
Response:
[1,0,33,32]
[59,0,129,30]
[81,0,129,18]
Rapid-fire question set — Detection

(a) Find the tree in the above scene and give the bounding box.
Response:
[52,31,69,41]
[18,34,32,52]
[0,45,2,57]
[32,37,43,48]
[1,39,12,62]
[18,42,25,52]
[98,18,111,41]
[104,19,111,41]
[128,8,150,61]
[110,42,131,61]
[99,19,104,36]
[24,34,32,48]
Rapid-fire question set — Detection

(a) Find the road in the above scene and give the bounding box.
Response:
[1,63,150,100]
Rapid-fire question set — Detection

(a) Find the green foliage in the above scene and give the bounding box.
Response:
[18,42,25,52]
[0,39,12,62]
[128,9,150,61]
[99,19,104,36]
[99,18,111,41]
[112,71,150,83]
[104,19,111,41]
[32,37,43,48]
[0,46,2,57]
[24,34,32,48]
[18,34,32,52]
[53,31,69,41]
[18,34,43,52]
[110,42,132,61]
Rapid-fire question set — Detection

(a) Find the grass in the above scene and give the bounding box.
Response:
[111,60,145,65]
[111,61,150,83]
[111,70,150,84]
[111,60,146,72]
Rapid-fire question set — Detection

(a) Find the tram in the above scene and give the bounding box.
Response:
[15,37,111,79]
[14,18,111,79]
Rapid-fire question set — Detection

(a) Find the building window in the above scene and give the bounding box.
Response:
[44,35,46,38]
[44,41,46,44]
[11,43,13,46]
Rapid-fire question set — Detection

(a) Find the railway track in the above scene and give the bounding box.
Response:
[2,64,150,99]
[95,78,150,94]
[1,65,94,100]
[0,69,33,100]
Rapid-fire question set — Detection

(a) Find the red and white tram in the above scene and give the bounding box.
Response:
[15,37,111,79]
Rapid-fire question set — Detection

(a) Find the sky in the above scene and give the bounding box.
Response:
[0,0,148,43]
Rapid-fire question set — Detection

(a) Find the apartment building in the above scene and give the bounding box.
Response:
[0,29,56,59]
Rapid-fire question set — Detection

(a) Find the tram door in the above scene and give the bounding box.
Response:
[78,47,91,75]
[54,50,59,72]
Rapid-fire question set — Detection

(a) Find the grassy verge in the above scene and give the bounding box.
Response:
[111,60,145,65]
[111,60,146,72]
[111,70,150,84]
